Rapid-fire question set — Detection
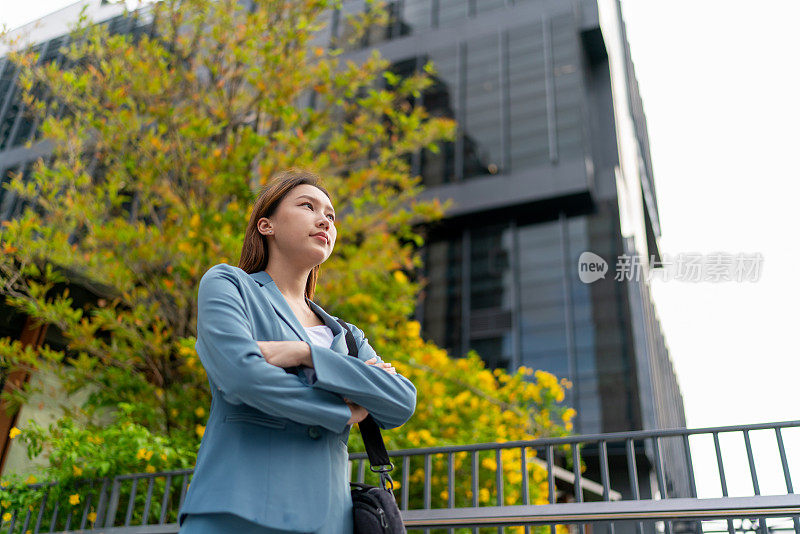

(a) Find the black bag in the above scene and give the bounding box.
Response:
[335,318,406,534]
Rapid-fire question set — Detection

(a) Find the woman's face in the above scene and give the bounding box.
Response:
[259,184,337,268]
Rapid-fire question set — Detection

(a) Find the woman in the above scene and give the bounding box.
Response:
[177,168,418,533]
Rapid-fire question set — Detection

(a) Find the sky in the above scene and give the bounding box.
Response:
[618,0,800,500]
[2,0,798,505]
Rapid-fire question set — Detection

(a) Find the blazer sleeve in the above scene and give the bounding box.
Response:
[195,265,352,433]
[308,323,417,430]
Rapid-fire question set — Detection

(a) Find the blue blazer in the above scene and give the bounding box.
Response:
[177,263,418,531]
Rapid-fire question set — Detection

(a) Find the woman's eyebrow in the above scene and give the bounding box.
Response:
[296,194,335,215]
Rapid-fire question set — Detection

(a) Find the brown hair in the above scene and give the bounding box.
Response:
[238,168,333,301]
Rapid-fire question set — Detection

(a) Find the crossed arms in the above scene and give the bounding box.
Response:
[195,265,418,433]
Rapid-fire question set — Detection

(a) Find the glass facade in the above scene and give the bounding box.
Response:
[421,215,611,434]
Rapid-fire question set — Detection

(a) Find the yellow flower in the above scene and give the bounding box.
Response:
[405,321,421,338]
[479,488,490,503]
[417,429,433,444]
[8,427,21,439]
[72,465,83,476]
[194,406,205,418]
[535,370,557,388]
[2,512,11,522]
[367,313,378,323]
[179,346,194,356]
[0,480,8,487]
[196,424,205,438]
[439,490,448,500]
[562,408,577,422]
[24,474,36,485]
[145,464,156,473]
[481,458,497,471]
[1,500,10,507]
[137,448,153,461]
[161,453,168,461]
[69,494,80,505]
[190,213,201,228]
[393,270,408,283]
[88,511,97,522]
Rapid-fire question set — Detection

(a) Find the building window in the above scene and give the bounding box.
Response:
[463,34,503,179]
[419,45,459,186]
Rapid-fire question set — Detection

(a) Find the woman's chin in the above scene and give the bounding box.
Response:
[302,249,329,266]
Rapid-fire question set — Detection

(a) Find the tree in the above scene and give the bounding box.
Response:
[0,1,575,528]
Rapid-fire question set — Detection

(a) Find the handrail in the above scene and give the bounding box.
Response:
[2,420,798,533]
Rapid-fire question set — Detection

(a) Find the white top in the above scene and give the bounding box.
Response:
[302,324,334,384]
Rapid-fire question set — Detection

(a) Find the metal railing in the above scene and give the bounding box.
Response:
[1,420,798,533]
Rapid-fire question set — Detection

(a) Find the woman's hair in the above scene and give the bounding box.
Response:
[238,168,333,301]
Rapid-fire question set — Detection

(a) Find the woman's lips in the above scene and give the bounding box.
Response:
[312,235,327,244]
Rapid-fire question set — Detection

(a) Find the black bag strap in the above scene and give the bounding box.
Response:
[335,317,395,493]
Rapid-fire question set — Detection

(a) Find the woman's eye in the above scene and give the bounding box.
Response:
[303,202,335,221]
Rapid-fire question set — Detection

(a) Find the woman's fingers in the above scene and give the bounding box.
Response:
[364,357,397,374]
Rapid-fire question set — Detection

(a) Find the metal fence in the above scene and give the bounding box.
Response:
[1,420,798,533]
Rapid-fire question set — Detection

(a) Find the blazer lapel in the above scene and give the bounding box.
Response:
[247,270,347,355]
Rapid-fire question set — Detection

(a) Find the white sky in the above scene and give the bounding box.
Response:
[2,0,798,505]
[619,0,800,502]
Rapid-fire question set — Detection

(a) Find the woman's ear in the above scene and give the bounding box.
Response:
[257,217,273,236]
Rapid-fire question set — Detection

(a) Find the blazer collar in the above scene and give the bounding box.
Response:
[247,270,346,353]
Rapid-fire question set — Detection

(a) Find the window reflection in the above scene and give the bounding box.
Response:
[463,34,503,179]
[508,22,550,170]
[398,0,432,36]
[551,13,584,160]
[420,46,459,185]
[469,224,514,371]
[421,236,464,357]
[438,0,468,28]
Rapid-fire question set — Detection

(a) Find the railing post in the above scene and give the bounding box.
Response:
[94,476,110,528]
[33,484,49,534]
[104,476,122,527]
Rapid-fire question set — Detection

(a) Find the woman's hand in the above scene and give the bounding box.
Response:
[365,356,396,374]
[344,398,369,425]
[257,341,311,368]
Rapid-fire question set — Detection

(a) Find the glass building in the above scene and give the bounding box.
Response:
[0,0,689,500]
